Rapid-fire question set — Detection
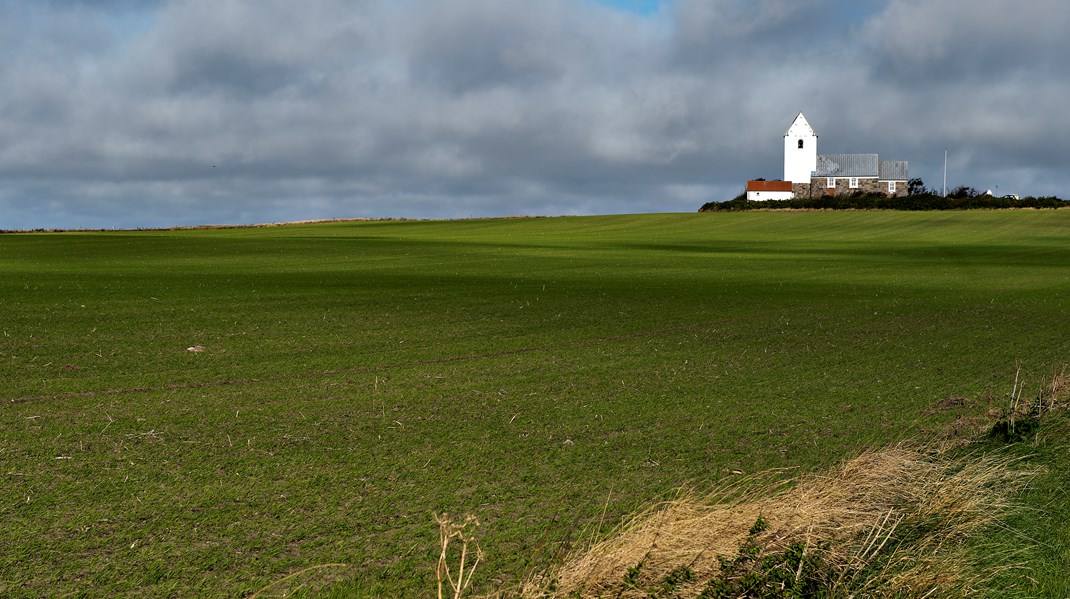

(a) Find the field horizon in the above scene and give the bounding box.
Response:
[3,211,1069,596]
[2,214,560,236]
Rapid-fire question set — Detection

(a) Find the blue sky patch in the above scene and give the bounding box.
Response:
[596,0,665,15]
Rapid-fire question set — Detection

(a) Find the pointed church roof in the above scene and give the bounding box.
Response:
[785,113,816,138]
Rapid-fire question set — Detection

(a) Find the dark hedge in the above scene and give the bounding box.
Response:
[699,192,1067,212]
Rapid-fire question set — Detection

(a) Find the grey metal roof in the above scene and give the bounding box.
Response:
[879,160,909,180]
[815,154,879,177]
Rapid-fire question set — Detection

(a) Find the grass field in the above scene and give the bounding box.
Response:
[2,211,1069,596]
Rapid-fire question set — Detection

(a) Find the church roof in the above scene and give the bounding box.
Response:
[814,154,910,180]
[815,154,879,177]
[879,160,909,180]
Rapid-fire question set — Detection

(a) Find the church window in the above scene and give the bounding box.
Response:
[849,178,859,188]
[826,178,834,188]
[888,181,896,193]
[798,139,804,149]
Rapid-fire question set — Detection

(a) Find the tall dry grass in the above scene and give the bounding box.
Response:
[514,445,1034,598]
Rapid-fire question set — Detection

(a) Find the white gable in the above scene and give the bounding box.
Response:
[785,113,815,138]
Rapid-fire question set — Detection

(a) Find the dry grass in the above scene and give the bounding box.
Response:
[1012,363,1069,419]
[988,363,1070,444]
[515,445,1035,598]
[248,563,350,598]
[438,513,485,599]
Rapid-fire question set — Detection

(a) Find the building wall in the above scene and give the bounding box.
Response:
[792,177,908,198]
[747,190,794,201]
[884,180,908,196]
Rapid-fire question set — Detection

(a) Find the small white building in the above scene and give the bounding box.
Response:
[746,180,794,201]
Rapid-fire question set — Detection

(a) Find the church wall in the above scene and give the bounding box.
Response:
[791,178,908,199]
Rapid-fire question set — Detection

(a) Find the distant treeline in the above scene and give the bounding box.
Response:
[700,193,1068,212]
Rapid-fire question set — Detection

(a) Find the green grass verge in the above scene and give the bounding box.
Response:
[980,410,1070,598]
[2,211,1069,596]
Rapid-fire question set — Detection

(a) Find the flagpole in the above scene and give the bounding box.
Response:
[943,148,947,197]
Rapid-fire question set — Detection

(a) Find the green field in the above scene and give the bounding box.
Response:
[2,212,1069,596]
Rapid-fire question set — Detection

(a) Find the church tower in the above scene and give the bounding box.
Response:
[784,113,817,184]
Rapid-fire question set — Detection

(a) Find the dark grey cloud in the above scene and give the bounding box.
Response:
[0,0,1066,230]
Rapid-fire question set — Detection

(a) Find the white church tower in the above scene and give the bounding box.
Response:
[784,113,817,184]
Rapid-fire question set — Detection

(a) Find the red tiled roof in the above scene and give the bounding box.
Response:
[747,180,793,192]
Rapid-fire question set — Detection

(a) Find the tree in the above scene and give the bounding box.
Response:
[948,185,979,199]
[907,177,927,196]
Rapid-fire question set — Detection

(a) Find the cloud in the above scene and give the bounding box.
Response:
[863,0,1068,82]
[0,0,1066,230]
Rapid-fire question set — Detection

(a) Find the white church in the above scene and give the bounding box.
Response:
[746,113,909,201]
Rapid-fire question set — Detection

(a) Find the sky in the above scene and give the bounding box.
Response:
[1,0,1068,230]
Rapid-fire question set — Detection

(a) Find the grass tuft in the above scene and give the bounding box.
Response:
[990,363,1070,443]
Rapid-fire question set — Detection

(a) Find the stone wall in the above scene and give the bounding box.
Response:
[792,178,907,199]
